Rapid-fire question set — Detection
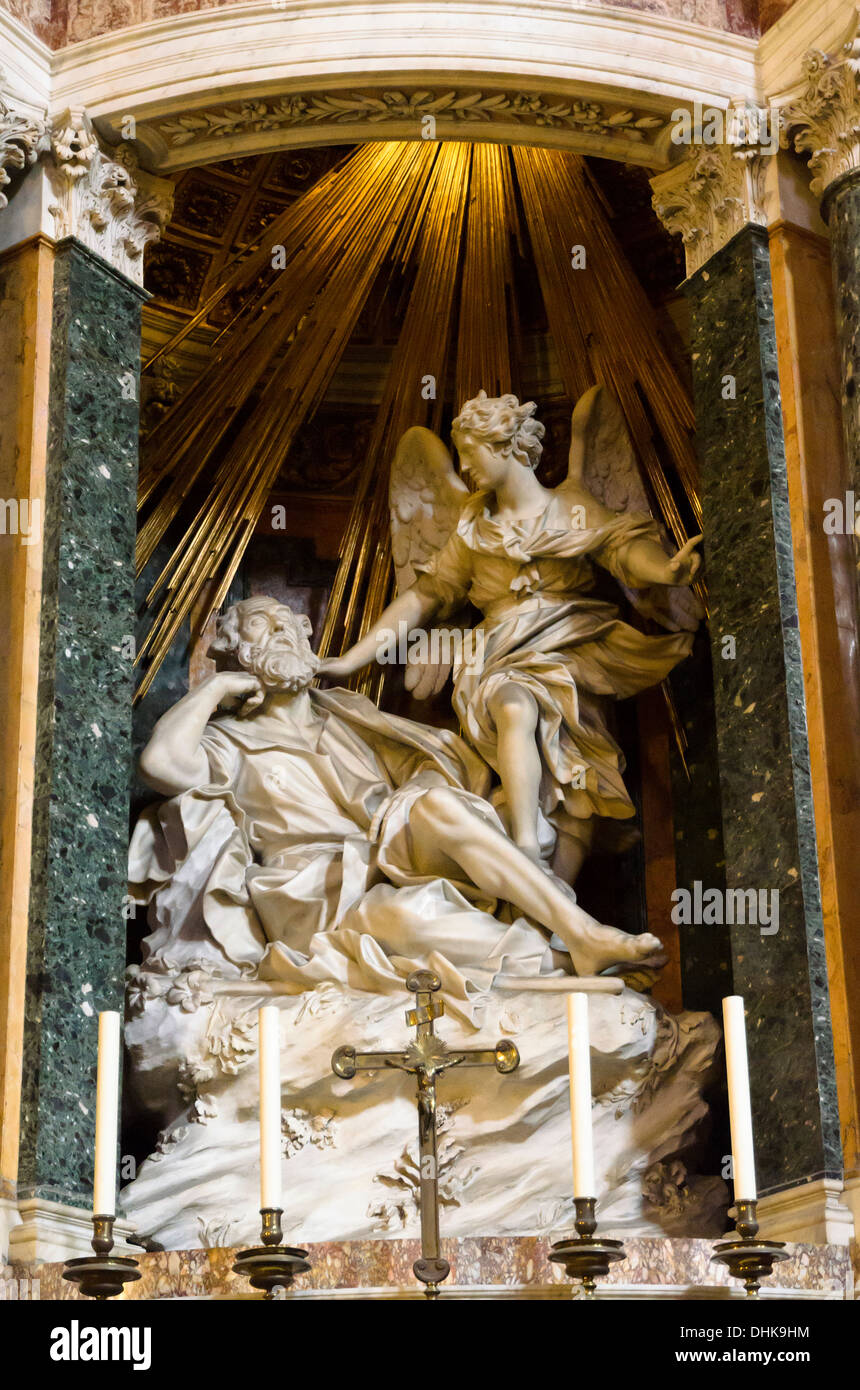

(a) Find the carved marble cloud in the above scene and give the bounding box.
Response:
[123,975,725,1249]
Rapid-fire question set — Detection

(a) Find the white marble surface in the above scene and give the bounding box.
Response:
[122,977,726,1249]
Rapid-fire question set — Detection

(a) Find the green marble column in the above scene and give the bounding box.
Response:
[17,239,145,1208]
[685,224,842,1194]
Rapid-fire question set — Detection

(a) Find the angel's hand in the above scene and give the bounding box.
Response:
[316,655,358,683]
[666,535,703,586]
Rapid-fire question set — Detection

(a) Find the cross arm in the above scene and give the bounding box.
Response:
[331,1044,410,1078]
[453,1039,520,1073]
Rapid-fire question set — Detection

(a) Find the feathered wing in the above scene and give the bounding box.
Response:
[564,385,702,633]
[389,426,471,699]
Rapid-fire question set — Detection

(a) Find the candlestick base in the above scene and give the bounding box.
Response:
[413,1255,451,1299]
[549,1197,626,1297]
[232,1208,311,1299]
[712,1199,788,1298]
[62,1215,142,1300]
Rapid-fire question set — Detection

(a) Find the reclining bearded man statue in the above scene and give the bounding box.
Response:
[130,595,664,1016]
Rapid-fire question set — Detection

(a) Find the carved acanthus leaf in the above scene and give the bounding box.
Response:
[0,84,50,209]
[782,13,860,198]
[651,139,771,276]
[46,110,174,284]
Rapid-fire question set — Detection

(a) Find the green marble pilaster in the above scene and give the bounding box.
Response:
[17,239,145,1208]
[685,224,842,1194]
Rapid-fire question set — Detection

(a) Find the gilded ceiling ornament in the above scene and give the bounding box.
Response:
[782,13,860,199]
[155,88,665,149]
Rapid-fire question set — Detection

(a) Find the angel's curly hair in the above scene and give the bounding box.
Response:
[451,390,545,470]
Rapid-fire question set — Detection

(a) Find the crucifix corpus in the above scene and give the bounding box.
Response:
[331,969,520,1298]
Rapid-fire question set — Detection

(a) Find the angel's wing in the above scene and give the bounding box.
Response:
[389,426,470,699]
[565,385,702,633]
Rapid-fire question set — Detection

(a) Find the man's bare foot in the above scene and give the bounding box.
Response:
[558,916,666,979]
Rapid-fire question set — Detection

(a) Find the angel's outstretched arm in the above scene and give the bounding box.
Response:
[317,585,441,680]
[608,533,703,588]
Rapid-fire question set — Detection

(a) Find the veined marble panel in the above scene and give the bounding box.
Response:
[3,1234,851,1299]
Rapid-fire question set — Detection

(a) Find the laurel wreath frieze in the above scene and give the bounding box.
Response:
[155,89,666,148]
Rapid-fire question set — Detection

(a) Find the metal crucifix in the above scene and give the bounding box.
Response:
[332,969,519,1299]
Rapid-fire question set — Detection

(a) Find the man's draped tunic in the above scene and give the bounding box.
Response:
[130,688,545,1021]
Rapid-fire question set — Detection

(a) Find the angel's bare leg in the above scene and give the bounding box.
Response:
[487,683,542,857]
[407,787,663,976]
[552,822,594,886]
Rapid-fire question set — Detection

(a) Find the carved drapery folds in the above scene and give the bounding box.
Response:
[0,92,173,284]
[782,15,860,201]
[650,136,772,277]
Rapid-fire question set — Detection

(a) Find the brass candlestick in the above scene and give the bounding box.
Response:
[63,1215,142,1300]
[549,1197,625,1297]
[232,1208,310,1299]
[712,1199,788,1297]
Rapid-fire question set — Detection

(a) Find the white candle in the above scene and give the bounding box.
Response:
[722,995,757,1201]
[258,1007,282,1211]
[93,1011,121,1217]
[566,992,595,1198]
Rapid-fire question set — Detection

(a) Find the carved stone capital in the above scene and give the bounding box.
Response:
[651,136,772,277]
[46,110,174,284]
[782,10,860,200]
[0,85,50,210]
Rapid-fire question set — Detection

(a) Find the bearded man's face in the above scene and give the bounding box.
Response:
[234,612,318,692]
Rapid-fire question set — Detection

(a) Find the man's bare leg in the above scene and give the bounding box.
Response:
[487,683,542,858]
[408,788,663,977]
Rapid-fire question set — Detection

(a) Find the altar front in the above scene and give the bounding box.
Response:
[3,1235,850,1301]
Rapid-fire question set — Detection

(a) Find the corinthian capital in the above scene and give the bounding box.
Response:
[651,135,772,277]
[0,81,50,209]
[46,110,174,284]
[782,10,860,199]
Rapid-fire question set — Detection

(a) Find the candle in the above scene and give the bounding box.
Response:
[722,995,757,1201]
[258,1007,282,1211]
[566,992,595,1198]
[93,1011,121,1217]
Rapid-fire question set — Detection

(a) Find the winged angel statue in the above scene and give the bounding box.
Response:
[320,387,702,889]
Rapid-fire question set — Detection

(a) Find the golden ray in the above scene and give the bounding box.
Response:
[135,142,439,699]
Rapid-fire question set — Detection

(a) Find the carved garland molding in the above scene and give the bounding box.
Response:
[149,86,667,157]
[782,14,860,200]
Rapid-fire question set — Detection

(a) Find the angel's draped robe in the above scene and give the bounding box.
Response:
[129,687,546,1022]
[415,490,694,844]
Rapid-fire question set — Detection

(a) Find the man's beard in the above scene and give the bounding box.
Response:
[235,634,318,692]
